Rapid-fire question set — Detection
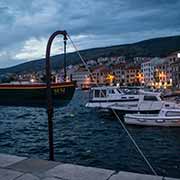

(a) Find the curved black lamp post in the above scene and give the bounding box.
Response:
[46,30,67,161]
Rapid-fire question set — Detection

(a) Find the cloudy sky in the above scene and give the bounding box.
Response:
[0,0,180,68]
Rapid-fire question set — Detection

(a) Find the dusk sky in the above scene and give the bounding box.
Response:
[0,0,180,68]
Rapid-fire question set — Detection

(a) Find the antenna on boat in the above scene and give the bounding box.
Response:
[63,34,67,81]
[46,30,68,161]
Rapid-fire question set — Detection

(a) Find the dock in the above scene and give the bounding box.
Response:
[0,153,179,180]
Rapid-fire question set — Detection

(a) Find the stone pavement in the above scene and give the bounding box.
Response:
[0,153,179,180]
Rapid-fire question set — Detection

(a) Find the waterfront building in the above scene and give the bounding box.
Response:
[117,56,126,63]
[71,67,90,88]
[125,65,141,86]
[111,63,126,85]
[91,65,111,85]
[141,59,154,86]
[166,51,180,64]
[154,58,172,88]
[171,60,180,89]
[97,57,109,64]
[170,52,180,89]
[97,56,126,66]
[107,56,126,65]
[154,50,180,89]
[56,65,79,83]
[133,57,151,64]
[141,52,180,88]
[141,57,170,87]
[86,60,97,66]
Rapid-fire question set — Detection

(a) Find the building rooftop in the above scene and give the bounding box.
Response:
[167,50,180,57]
[92,65,111,73]
[111,63,126,70]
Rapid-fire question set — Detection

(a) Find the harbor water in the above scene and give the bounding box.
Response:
[0,90,180,178]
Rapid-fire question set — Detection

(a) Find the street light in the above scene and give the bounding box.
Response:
[106,74,115,85]
[178,53,180,58]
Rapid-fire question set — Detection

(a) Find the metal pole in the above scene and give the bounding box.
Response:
[46,30,67,161]
[64,36,67,81]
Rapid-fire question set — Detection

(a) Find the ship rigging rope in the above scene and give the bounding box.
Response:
[67,33,158,176]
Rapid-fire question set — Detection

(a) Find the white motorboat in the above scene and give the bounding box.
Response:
[109,94,179,114]
[85,86,179,114]
[124,108,180,127]
[85,86,139,109]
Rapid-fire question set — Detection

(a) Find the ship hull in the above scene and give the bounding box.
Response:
[0,82,76,107]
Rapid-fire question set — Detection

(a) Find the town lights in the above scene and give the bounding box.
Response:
[170,78,172,84]
[177,53,180,58]
[106,74,115,85]
[30,78,35,83]
[106,74,114,81]
[84,76,91,84]
[139,73,144,81]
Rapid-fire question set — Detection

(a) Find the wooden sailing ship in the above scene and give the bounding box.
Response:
[0,31,76,107]
[0,81,76,107]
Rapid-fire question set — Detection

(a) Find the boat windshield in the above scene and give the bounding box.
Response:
[117,89,123,94]
[109,89,115,94]
[100,90,107,97]
[121,89,139,95]
[94,89,107,98]
[144,95,159,101]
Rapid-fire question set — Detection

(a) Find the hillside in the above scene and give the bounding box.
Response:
[0,35,180,74]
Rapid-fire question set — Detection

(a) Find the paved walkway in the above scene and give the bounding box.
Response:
[0,153,179,180]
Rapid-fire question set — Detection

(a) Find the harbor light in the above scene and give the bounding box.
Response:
[170,78,172,84]
[30,78,35,83]
[178,53,180,58]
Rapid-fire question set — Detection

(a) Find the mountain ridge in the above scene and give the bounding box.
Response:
[1,35,180,74]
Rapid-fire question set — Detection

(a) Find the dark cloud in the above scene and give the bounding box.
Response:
[0,0,180,67]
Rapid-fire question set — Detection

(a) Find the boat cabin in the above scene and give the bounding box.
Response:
[86,86,165,110]
[89,86,139,101]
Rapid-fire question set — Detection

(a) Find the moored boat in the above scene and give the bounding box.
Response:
[85,86,139,109]
[109,94,179,114]
[0,81,76,107]
[124,108,180,127]
[85,86,179,114]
